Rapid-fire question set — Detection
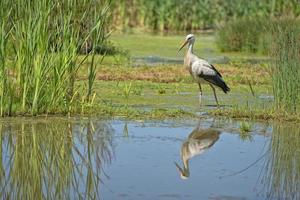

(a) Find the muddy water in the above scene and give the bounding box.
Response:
[0,117,299,199]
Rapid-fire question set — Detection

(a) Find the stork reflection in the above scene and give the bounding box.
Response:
[175,124,221,179]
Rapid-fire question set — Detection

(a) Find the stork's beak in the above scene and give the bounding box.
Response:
[174,162,184,175]
[178,40,188,52]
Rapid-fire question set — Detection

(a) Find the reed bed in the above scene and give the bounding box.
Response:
[0,0,111,116]
[270,20,300,113]
[110,0,300,31]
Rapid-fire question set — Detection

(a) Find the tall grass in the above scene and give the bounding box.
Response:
[0,0,111,116]
[270,20,300,113]
[216,18,270,53]
[110,0,300,31]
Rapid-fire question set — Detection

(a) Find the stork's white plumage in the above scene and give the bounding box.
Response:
[179,34,230,106]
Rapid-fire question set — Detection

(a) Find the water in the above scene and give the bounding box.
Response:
[131,56,270,66]
[131,56,230,66]
[0,117,299,199]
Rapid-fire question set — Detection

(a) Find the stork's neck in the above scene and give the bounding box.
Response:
[187,42,194,54]
[183,159,190,173]
[181,159,190,178]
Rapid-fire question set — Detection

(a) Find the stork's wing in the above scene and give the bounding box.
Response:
[208,64,222,78]
[192,61,230,93]
[195,58,223,77]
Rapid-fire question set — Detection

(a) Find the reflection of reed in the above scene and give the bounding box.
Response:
[0,119,114,199]
[262,123,300,200]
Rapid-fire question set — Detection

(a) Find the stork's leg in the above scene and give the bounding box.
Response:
[198,83,203,106]
[210,84,219,107]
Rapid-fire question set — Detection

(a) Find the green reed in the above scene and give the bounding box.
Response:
[0,0,111,116]
[270,20,300,113]
[110,0,300,31]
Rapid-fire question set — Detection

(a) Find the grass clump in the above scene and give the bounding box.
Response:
[238,121,253,141]
[216,18,265,53]
[0,0,111,116]
[239,121,252,133]
[216,17,273,53]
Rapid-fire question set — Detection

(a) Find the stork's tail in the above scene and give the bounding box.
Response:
[221,81,230,94]
[211,76,230,93]
[201,74,230,94]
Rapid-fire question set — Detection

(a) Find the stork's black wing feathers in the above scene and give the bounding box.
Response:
[206,64,222,78]
[199,74,230,93]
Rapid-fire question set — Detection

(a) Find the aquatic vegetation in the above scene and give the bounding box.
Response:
[123,82,132,100]
[270,19,300,113]
[0,0,111,116]
[210,106,300,122]
[131,84,143,96]
[238,121,253,141]
[156,84,167,95]
[239,121,252,133]
[110,0,300,31]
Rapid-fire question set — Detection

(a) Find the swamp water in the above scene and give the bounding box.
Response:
[0,117,299,200]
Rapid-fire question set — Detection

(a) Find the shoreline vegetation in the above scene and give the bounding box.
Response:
[3,62,300,122]
[0,0,111,116]
[0,0,299,122]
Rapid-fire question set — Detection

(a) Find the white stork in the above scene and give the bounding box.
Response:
[178,34,230,106]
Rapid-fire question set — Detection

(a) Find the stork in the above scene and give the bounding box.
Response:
[178,34,230,106]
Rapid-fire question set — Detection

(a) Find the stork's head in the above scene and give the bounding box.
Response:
[178,34,195,52]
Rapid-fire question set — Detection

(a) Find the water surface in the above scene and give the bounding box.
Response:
[0,117,299,199]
